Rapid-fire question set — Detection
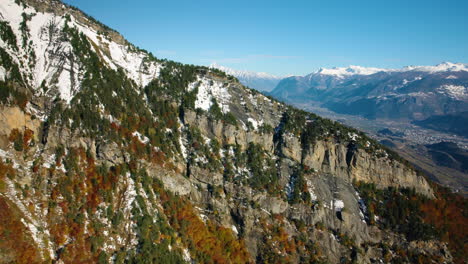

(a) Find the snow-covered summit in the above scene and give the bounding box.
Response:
[403,62,468,73]
[210,63,283,80]
[314,62,468,78]
[209,63,284,92]
[316,65,388,77]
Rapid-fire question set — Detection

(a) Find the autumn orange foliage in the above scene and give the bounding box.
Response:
[45,147,121,263]
[8,128,21,142]
[259,218,298,262]
[420,185,468,264]
[8,128,34,151]
[23,128,34,148]
[0,197,42,263]
[156,181,252,263]
[0,159,15,188]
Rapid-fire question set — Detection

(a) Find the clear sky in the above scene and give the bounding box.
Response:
[63,0,468,76]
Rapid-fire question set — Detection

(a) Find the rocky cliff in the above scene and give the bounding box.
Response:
[0,0,464,263]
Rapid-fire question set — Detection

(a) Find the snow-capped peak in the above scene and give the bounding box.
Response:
[314,62,468,78]
[402,62,468,73]
[210,63,283,80]
[316,65,388,77]
[209,63,285,91]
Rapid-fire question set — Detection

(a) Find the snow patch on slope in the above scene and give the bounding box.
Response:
[132,131,150,144]
[189,76,231,113]
[333,199,345,212]
[247,117,263,130]
[0,66,5,81]
[0,0,83,103]
[437,85,468,100]
[0,0,161,105]
[71,16,162,88]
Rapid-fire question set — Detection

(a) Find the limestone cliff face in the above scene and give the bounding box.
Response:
[160,113,439,262]
[184,110,276,153]
[300,140,433,196]
[184,109,433,197]
[0,106,41,148]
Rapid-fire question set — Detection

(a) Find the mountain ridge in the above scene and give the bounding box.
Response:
[209,63,284,92]
[313,62,468,77]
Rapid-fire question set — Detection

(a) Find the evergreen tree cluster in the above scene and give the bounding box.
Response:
[355,182,439,241]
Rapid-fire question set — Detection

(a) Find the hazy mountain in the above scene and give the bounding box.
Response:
[0,0,465,263]
[210,63,283,92]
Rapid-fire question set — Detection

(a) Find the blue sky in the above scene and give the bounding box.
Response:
[63,0,468,76]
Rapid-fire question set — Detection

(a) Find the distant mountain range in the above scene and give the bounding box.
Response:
[269,62,468,136]
[210,63,283,92]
